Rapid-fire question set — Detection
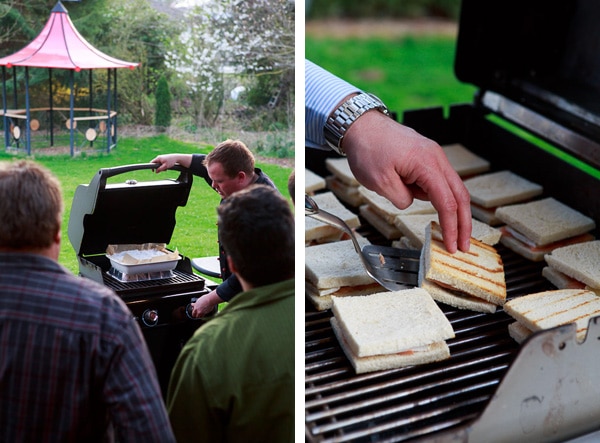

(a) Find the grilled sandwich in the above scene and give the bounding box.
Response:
[419,221,506,313]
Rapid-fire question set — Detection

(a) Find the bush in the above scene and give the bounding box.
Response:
[154,75,172,129]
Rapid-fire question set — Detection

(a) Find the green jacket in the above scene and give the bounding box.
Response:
[167,278,295,443]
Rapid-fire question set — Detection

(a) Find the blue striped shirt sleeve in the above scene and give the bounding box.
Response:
[305,59,362,149]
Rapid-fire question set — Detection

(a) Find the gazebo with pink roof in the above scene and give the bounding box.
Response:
[0,1,139,156]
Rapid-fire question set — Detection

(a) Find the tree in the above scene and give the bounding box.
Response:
[154,75,172,129]
[166,0,295,129]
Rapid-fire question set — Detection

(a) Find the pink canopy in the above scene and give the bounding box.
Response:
[0,2,138,71]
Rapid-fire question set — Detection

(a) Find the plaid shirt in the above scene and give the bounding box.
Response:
[0,253,175,443]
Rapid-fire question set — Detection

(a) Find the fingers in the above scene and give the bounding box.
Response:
[150,156,168,173]
[419,152,472,253]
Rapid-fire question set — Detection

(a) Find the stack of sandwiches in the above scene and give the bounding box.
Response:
[442,143,490,178]
[305,237,384,311]
[324,157,363,207]
[330,289,455,374]
[358,186,436,241]
[504,289,600,344]
[496,197,596,261]
[419,221,507,313]
[305,168,326,195]
[463,170,543,226]
[305,191,361,245]
[393,214,502,250]
[543,240,600,294]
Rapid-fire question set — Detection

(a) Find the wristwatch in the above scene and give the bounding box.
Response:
[324,92,390,155]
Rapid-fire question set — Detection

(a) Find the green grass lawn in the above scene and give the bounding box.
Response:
[0,134,293,275]
[306,35,477,115]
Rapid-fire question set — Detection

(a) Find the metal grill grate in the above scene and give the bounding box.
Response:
[305,245,554,442]
[103,269,205,299]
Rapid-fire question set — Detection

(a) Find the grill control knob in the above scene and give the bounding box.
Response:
[185,298,200,320]
[142,309,159,327]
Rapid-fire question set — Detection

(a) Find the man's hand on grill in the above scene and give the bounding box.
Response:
[343,110,472,254]
[190,290,221,318]
[150,153,193,173]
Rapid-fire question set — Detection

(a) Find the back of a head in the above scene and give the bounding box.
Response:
[205,139,255,178]
[218,184,294,287]
[0,160,63,250]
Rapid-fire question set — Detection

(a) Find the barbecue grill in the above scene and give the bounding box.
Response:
[306,0,600,441]
[68,163,212,397]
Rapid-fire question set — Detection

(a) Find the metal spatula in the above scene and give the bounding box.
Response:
[305,194,420,291]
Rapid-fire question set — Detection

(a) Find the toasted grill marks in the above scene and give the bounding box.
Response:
[431,239,504,274]
[429,260,506,290]
[504,289,600,343]
[423,221,507,306]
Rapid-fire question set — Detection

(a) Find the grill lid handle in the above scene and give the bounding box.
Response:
[92,163,191,191]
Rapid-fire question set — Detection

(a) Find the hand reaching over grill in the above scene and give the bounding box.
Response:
[343,111,472,254]
[190,290,221,318]
[150,153,193,173]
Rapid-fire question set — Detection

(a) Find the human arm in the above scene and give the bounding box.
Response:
[342,107,472,253]
[150,153,193,172]
[190,289,221,318]
[305,59,472,253]
[190,274,242,317]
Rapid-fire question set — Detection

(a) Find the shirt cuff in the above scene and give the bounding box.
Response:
[305,59,361,148]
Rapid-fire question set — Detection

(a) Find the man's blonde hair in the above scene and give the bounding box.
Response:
[204,139,255,178]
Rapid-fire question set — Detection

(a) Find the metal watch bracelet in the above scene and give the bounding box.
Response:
[323,92,390,155]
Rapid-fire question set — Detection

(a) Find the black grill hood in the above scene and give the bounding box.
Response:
[68,163,193,257]
[455,0,600,168]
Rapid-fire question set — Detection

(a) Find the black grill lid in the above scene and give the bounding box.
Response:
[68,163,193,257]
[455,0,600,164]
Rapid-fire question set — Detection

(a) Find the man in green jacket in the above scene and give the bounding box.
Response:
[166,184,295,442]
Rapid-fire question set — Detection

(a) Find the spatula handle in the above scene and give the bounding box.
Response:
[304,194,361,254]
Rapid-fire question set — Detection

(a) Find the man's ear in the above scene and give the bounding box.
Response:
[226,255,237,274]
[54,225,62,245]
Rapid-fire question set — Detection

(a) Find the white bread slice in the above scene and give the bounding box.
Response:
[423,221,506,305]
[305,238,377,290]
[470,202,501,226]
[542,266,586,290]
[419,277,498,313]
[306,283,383,311]
[325,175,363,207]
[305,168,326,194]
[503,289,600,343]
[394,213,438,249]
[358,186,436,224]
[442,143,490,177]
[305,192,360,243]
[325,157,360,186]
[464,170,543,208]
[358,204,402,240]
[418,244,497,313]
[507,321,532,344]
[499,226,595,262]
[392,236,421,251]
[331,289,455,358]
[544,240,600,289]
[395,214,501,249]
[495,197,596,247]
[331,317,450,374]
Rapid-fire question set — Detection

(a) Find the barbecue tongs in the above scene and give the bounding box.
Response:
[305,194,420,291]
